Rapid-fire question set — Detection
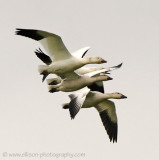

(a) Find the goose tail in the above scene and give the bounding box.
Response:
[62,103,69,109]
[47,78,59,85]
[38,65,49,74]
[38,65,49,82]
[48,84,60,93]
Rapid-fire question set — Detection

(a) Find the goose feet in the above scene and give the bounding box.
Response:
[48,80,58,85]
[49,88,58,93]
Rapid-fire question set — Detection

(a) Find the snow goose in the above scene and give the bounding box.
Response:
[63,88,127,142]
[16,29,107,81]
[47,62,122,93]
[34,48,106,81]
[34,48,122,88]
[47,68,113,93]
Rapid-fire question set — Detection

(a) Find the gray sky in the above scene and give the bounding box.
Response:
[0,0,159,159]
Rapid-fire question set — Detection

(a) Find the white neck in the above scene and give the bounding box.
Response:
[103,93,120,99]
[82,57,98,64]
[91,76,109,83]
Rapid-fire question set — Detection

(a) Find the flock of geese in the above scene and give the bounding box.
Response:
[16,28,127,143]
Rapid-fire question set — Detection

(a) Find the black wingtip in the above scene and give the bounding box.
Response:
[34,48,52,65]
[15,28,21,35]
[69,97,81,120]
[116,63,123,68]
[15,28,43,40]
[99,110,118,143]
[82,49,89,58]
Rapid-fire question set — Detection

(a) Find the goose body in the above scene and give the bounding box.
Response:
[48,69,112,93]
[68,89,126,110]
[16,29,107,81]
[33,48,122,93]
[47,62,122,93]
[65,89,127,142]
[34,48,109,82]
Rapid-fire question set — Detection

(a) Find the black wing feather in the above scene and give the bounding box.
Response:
[69,97,81,119]
[88,82,104,93]
[82,49,89,58]
[99,110,118,142]
[16,28,44,40]
[34,48,52,65]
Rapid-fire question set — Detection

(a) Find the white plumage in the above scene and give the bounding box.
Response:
[16,29,107,81]
[15,28,127,143]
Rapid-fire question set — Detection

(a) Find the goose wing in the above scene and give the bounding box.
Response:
[16,28,71,61]
[68,88,90,119]
[88,81,104,93]
[96,100,118,143]
[71,46,90,58]
[85,68,108,77]
[105,63,123,74]
[34,48,52,65]
[86,63,123,93]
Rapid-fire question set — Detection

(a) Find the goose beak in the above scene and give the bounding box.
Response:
[121,95,127,99]
[101,59,107,63]
[107,76,113,80]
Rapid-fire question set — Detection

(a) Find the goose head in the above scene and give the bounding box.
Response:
[95,75,113,81]
[105,92,127,99]
[104,75,113,81]
[111,92,127,99]
[89,57,107,64]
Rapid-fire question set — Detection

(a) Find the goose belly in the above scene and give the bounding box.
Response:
[50,58,82,74]
[82,92,104,108]
[60,78,88,92]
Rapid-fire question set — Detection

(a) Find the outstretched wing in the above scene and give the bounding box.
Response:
[16,28,71,61]
[71,46,90,58]
[85,68,108,77]
[68,88,90,119]
[96,100,118,143]
[105,63,123,74]
[86,63,123,93]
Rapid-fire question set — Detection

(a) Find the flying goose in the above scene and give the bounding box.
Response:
[47,68,113,93]
[34,48,122,91]
[63,88,127,142]
[35,47,121,93]
[47,63,122,93]
[16,29,107,81]
[35,46,123,142]
[34,48,106,81]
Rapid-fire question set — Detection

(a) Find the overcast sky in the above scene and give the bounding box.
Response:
[0,0,159,160]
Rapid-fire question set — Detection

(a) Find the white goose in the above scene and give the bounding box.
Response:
[33,49,122,93]
[63,88,127,142]
[47,68,113,93]
[33,48,122,93]
[16,29,107,81]
[34,48,106,81]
